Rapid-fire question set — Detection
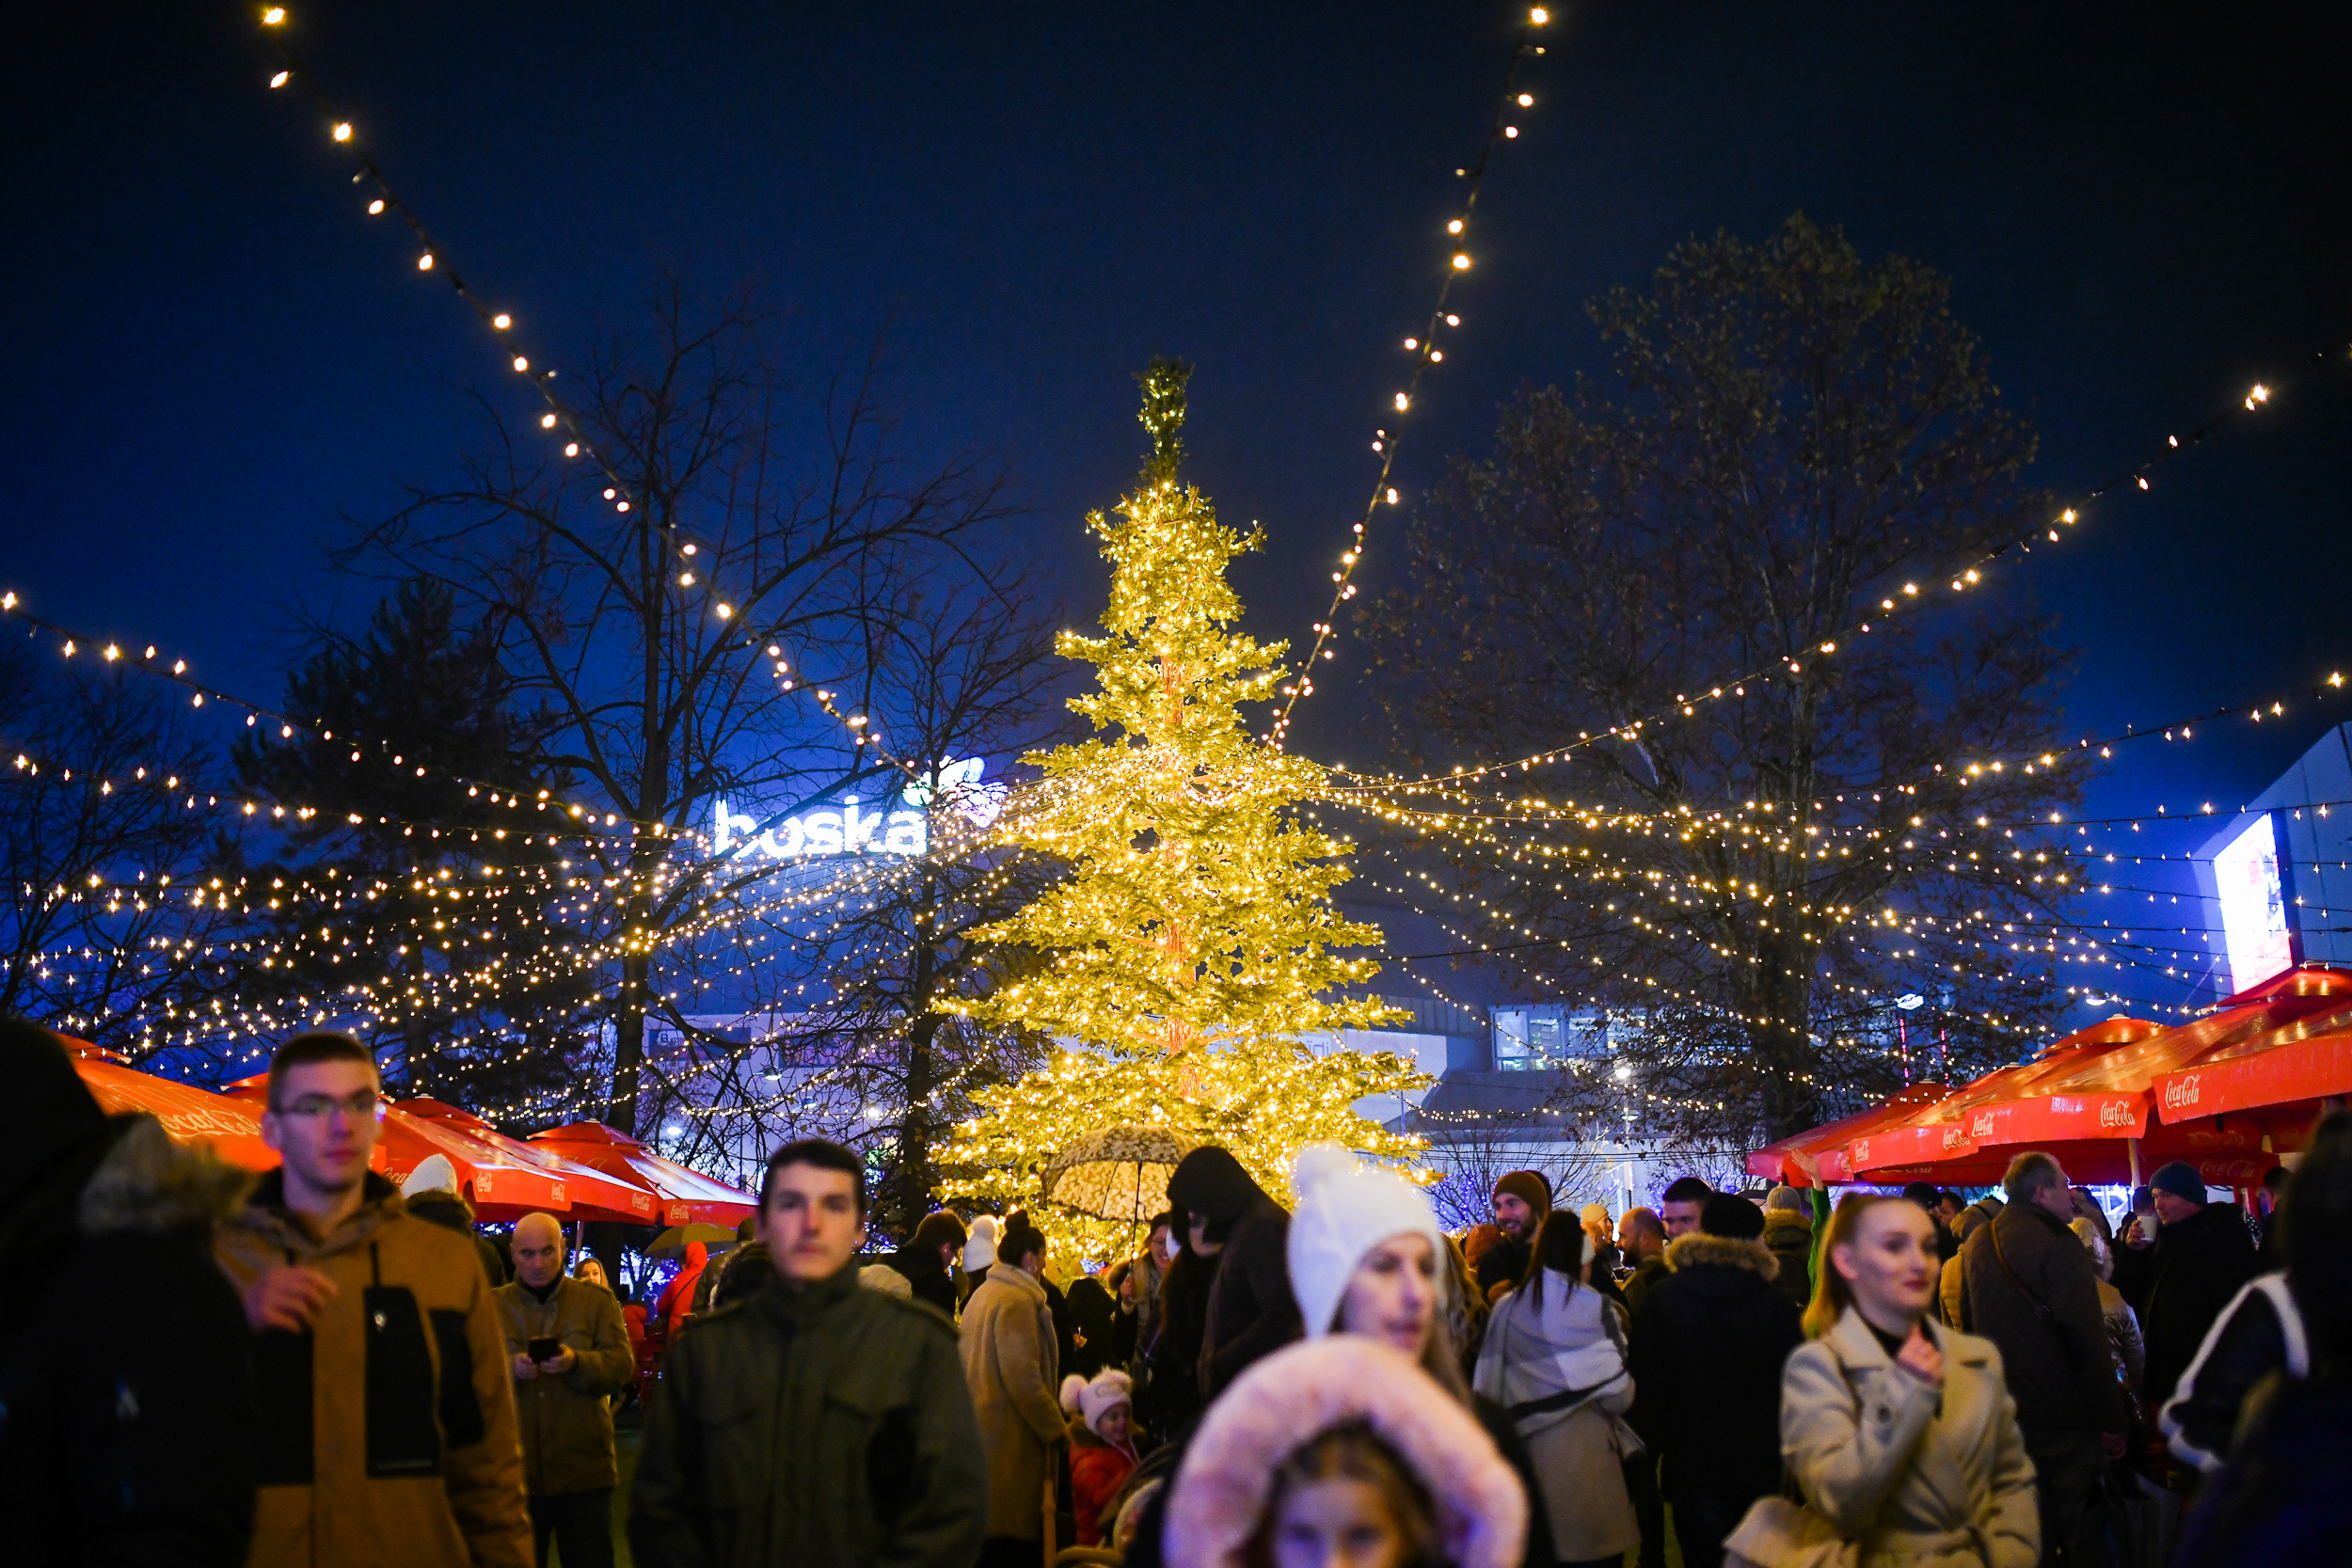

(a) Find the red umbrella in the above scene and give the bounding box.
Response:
[393,1100,662,1225]
[2149,964,2352,1148]
[1844,1017,2161,1183]
[526,1120,758,1227]
[1745,1081,1950,1188]
[68,1047,284,1173]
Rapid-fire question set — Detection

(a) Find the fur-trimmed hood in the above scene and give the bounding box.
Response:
[1760,1209,1813,1239]
[77,1114,251,1238]
[1664,1229,1780,1281]
[1163,1335,1526,1568]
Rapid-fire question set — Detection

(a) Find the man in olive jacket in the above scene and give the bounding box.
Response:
[214,1033,531,1568]
[1954,1152,2127,1567]
[630,1140,985,1568]
[495,1212,634,1567]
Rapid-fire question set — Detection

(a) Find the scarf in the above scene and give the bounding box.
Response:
[1471,1269,1631,1437]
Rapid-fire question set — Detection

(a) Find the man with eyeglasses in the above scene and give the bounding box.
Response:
[215,1031,531,1568]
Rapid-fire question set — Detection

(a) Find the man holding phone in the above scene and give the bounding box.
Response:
[495,1212,634,1568]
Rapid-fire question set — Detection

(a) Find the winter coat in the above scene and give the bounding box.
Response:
[1781,1308,2038,1568]
[492,1275,634,1496]
[1938,1251,1967,1330]
[1065,1276,1120,1381]
[660,1242,709,1340]
[1161,1336,1527,1568]
[2096,1278,2145,1401]
[960,1261,1064,1540]
[2139,1200,2259,1410]
[1475,1273,1639,1563]
[1761,1210,1815,1310]
[884,1241,960,1319]
[0,1111,261,1567]
[1134,1245,1168,1358]
[215,1169,532,1568]
[629,1266,985,1568]
[2171,1370,2352,1568]
[1198,1199,1302,1397]
[1476,1233,1534,1301]
[2160,1271,2307,1474]
[1626,1231,1804,1512]
[405,1187,510,1287]
[1069,1421,1138,1546]
[1952,1199,2129,1437]
[1619,1250,1669,1317]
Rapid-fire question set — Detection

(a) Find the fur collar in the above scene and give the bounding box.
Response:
[1664,1230,1781,1281]
[1762,1210,1813,1237]
[79,1116,251,1238]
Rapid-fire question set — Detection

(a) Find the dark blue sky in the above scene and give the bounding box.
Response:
[6,2,2348,1011]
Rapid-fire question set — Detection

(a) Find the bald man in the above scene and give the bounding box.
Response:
[494,1214,633,1568]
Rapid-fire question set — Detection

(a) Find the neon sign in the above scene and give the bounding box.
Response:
[709,757,1004,862]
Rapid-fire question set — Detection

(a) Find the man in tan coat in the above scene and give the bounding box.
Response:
[495,1213,633,1567]
[215,1033,531,1568]
[959,1212,1063,1568]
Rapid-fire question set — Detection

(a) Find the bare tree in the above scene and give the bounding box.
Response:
[352,284,1018,1132]
[0,641,227,1051]
[1360,216,2077,1142]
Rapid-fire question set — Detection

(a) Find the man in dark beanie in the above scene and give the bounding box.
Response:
[1476,1168,1551,1300]
[2138,1159,2257,1411]
[1626,1193,1802,1568]
[1166,1145,1299,1398]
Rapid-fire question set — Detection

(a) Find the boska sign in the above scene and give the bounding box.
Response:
[709,757,1004,862]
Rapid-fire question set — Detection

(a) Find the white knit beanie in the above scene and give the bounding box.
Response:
[1286,1145,1446,1338]
[962,1214,1000,1272]
[1059,1369,1135,1434]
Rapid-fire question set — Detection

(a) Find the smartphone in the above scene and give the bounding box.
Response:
[528,1337,564,1364]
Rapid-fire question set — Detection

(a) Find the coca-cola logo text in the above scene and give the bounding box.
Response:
[2163,1075,2202,1112]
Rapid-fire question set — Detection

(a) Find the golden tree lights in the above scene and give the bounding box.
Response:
[936,362,1425,1248]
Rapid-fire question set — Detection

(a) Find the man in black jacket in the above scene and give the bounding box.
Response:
[1954,1151,2128,1564]
[1627,1194,1803,1568]
[1475,1169,1551,1300]
[1166,1145,1300,1398]
[0,1021,260,1566]
[884,1210,966,1319]
[2138,1160,2259,1412]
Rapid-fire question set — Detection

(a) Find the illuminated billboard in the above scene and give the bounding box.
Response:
[708,756,1005,863]
[2211,811,2295,995]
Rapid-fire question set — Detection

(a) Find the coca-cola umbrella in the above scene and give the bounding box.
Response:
[1745,1081,1949,1189]
[1846,1017,2164,1185]
[2148,964,2352,1160]
[394,1100,662,1226]
[526,1121,758,1227]
[68,1045,285,1173]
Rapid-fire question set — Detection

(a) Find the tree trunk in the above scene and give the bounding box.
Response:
[612,947,648,1136]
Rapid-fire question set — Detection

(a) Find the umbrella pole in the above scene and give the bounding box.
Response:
[2127,1136,2143,1187]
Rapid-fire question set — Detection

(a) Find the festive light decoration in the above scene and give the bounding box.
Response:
[936,364,1426,1248]
[1268,7,1552,750]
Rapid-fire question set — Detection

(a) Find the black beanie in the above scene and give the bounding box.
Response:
[1700,1193,1766,1242]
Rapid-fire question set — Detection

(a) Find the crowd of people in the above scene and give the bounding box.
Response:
[2,1015,2344,1568]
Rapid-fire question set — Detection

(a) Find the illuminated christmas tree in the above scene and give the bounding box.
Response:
[937,360,1426,1252]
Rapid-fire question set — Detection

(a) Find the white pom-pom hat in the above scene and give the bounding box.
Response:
[1059,1368,1135,1434]
[962,1213,1001,1272]
[1285,1144,1446,1338]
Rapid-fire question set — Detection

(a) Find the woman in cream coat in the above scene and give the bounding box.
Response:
[1776,1193,2039,1568]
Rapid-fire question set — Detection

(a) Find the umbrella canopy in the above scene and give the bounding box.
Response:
[646,1221,739,1259]
[2149,964,2352,1146]
[68,1048,285,1173]
[394,1100,662,1225]
[1040,1125,1200,1225]
[527,1120,758,1227]
[1746,1081,1949,1188]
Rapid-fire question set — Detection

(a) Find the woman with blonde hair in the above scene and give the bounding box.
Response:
[1738,1192,2038,1568]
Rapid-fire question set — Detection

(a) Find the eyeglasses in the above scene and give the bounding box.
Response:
[277,1089,387,1122]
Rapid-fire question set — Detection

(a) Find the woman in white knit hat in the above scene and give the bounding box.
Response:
[1472,1210,1640,1568]
[1286,1146,1559,1568]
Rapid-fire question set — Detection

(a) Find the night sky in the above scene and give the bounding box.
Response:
[7,3,2349,1013]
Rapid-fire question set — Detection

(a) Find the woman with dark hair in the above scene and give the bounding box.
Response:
[1167,1146,1302,1400]
[1475,1211,1637,1567]
[1066,1273,1120,1380]
[2172,1111,2352,1568]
